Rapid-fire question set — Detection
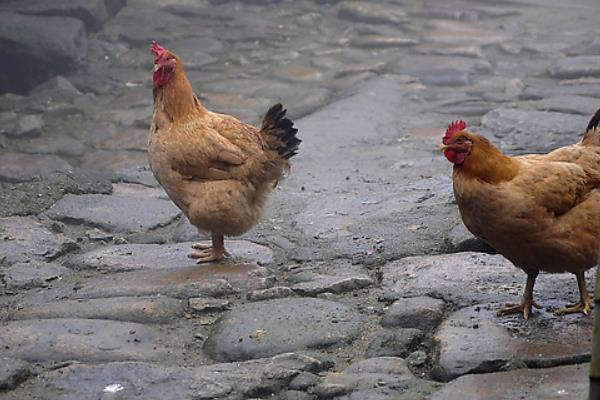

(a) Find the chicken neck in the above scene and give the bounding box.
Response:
[153,68,207,121]
[456,139,519,184]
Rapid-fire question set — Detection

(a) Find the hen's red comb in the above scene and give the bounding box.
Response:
[151,40,166,62]
[443,120,467,144]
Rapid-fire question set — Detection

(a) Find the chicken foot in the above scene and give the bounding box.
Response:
[555,271,592,316]
[496,272,541,320]
[189,234,226,263]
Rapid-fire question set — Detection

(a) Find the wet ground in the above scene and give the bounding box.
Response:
[0,0,599,399]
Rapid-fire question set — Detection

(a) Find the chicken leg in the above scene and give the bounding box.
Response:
[497,272,541,320]
[555,271,592,316]
[189,234,225,263]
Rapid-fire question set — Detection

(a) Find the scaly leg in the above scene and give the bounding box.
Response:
[497,272,541,320]
[189,234,226,263]
[555,271,592,316]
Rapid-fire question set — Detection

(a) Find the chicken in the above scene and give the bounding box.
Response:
[441,109,600,319]
[148,41,300,263]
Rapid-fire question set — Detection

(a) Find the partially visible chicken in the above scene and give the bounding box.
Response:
[442,109,600,319]
[148,41,300,263]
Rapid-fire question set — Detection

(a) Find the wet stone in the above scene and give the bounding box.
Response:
[338,2,407,26]
[68,263,272,300]
[10,297,185,324]
[8,114,44,138]
[381,296,445,331]
[188,297,231,313]
[534,94,599,116]
[291,274,373,296]
[381,252,591,307]
[4,353,325,400]
[480,108,588,153]
[424,20,504,46]
[204,298,364,362]
[67,241,273,272]
[431,363,588,400]
[365,328,424,358]
[2,262,70,289]
[350,36,417,49]
[0,0,126,32]
[0,319,167,363]
[272,64,324,83]
[0,217,75,265]
[29,76,82,104]
[548,56,600,79]
[313,357,419,399]
[0,357,30,391]
[289,371,320,391]
[434,304,592,381]
[0,13,86,93]
[0,153,72,183]
[247,286,295,301]
[45,194,181,233]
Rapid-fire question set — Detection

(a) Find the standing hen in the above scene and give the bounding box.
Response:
[148,41,300,263]
[442,109,600,319]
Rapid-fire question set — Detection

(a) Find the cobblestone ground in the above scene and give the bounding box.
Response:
[0,0,599,399]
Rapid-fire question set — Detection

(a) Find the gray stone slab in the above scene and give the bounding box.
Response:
[381,296,445,331]
[314,357,415,398]
[247,286,295,301]
[0,217,76,265]
[431,363,589,400]
[0,0,125,31]
[0,319,167,363]
[291,274,373,296]
[0,153,72,182]
[10,296,185,324]
[4,353,325,400]
[67,241,273,271]
[365,329,425,358]
[548,56,600,79]
[204,298,365,362]
[480,108,588,153]
[0,13,86,66]
[66,263,273,300]
[434,305,592,381]
[382,252,594,308]
[3,262,70,289]
[535,94,600,116]
[45,194,181,233]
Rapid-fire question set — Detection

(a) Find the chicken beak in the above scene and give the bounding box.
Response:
[439,144,449,151]
[153,64,161,72]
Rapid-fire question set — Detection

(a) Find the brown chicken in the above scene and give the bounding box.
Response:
[442,109,600,319]
[148,41,300,263]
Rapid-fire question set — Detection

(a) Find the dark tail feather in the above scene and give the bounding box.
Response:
[261,103,301,160]
[586,108,600,133]
[582,107,600,145]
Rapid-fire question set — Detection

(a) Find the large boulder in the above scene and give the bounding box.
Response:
[0,12,87,93]
[0,0,127,32]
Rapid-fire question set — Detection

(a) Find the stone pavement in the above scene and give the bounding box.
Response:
[0,0,599,399]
